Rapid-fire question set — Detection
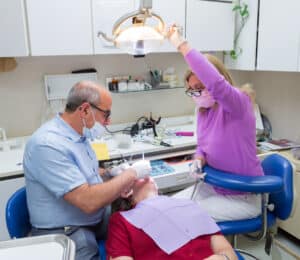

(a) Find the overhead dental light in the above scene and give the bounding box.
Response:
[98,0,166,57]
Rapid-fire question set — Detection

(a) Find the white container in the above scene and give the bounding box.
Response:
[163,67,178,87]
[0,128,7,142]
[127,81,140,91]
[115,134,132,149]
[118,80,128,92]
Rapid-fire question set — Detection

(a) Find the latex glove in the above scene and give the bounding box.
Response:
[109,162,130,177]
[167,25,187,49]
[189,159,203,179]
[130,160,152,179]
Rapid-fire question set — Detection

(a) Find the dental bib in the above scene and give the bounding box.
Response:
[121,195,220,254]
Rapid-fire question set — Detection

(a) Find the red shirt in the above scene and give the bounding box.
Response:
[106,212,218,260]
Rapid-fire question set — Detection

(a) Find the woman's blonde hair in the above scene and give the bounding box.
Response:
[184,53,256,105]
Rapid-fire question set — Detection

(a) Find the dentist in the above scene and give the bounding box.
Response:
[23,81,151,260]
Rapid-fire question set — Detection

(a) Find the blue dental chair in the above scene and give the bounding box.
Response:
[203,154,293,259]
[5,187,106,260]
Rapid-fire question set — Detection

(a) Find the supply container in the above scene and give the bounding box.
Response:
[115,134,132,149]
[118,80,128,92]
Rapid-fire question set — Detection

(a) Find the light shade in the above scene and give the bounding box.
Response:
[97,0,166,56]
[115,25,164,55]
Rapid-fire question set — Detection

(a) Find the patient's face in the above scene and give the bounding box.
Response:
[132,177,158,202]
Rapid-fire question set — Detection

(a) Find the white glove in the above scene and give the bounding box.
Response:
[167,25,187,49]
[189,159,203,179]
[130,160,152,179]
[109,162,130,177]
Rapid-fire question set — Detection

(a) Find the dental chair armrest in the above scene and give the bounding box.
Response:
[203,166,283,193]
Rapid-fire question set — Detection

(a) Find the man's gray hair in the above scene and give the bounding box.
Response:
[65,81,100,112]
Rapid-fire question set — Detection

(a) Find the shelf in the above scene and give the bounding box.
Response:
[110,86,184,94]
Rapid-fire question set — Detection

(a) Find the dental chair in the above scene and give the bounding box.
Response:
[6,187,106,260]
[203,154,293,259]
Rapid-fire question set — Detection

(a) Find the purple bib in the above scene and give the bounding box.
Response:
[121,195,220,254]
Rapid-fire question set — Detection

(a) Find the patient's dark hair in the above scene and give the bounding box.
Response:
[112,197,133,213]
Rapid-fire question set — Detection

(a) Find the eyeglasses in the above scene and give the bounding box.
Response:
[90,103,111,120]
[185,89,202,97]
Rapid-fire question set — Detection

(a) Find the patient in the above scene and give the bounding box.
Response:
[106,177,237,260]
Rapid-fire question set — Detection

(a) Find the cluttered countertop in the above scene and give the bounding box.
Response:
[2,113,300,181]
[0,115,197,180]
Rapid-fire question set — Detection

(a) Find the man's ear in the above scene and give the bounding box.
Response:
[79,102,90,116]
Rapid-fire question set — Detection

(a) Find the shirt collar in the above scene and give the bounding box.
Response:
[55,113,86,143]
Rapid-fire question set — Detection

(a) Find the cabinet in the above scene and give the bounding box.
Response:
[24,0,235,56]
[224,0,258,71]
[0,0,29,57]
[150,0,185,53]
[278,151,300,240]
[186,0,235,51]
[26,0,93,56]
[92,0,138,54]
[256,0,300,72]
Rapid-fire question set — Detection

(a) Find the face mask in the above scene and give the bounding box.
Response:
[82,110,106,140]
[192,89,215,108]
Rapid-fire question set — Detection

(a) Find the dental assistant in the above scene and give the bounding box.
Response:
[168,27,264,221]
[23,81,151,260]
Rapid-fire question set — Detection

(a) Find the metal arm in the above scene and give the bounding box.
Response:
[139,0,152,10]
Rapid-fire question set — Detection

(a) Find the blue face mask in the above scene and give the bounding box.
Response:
[82,110,105,140]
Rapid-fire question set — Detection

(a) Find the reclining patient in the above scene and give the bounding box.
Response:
[106,177,237,260]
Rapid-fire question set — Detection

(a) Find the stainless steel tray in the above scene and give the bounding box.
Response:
[0,234,75,260]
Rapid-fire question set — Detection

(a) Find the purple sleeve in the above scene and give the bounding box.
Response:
[195,146,205,158]
[184,49,250,117]
[195,112,205,158]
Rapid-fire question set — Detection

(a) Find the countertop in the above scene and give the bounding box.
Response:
[105,124,196,160]
[0,137,28,179]
[0,116,196,179]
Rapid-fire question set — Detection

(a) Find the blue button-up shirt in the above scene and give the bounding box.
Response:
[23,114,104,228]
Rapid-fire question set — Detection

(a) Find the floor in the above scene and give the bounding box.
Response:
[236,229,300,260]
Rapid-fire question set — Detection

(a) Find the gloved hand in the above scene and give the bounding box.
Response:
[109,162,130,177]
[189,159,203,179]
[167,25,187,50]
[130,160,152,179]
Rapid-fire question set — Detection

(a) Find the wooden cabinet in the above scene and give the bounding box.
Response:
[256,0,300,72]
[225,0,258,71]
[0,0,28,57]
[26,0,93,56]
[186,0,235,51]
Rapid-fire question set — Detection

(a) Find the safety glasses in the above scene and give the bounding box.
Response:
[90,103,111,120]
[185,89,202,97]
